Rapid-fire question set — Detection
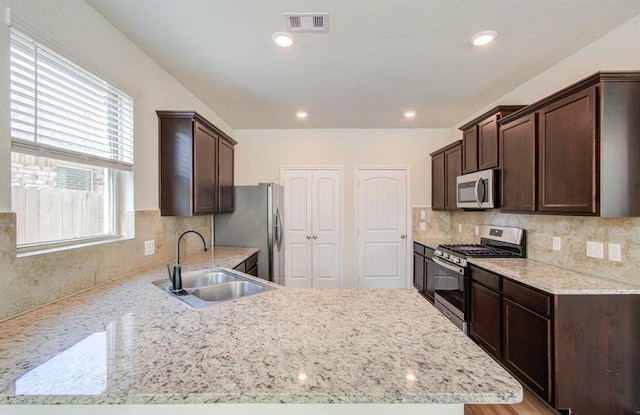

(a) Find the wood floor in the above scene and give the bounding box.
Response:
[465,387,560,415]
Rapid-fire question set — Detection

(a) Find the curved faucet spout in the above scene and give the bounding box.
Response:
[177,230,209,265]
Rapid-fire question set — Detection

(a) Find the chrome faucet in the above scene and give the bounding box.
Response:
[167,230,208,295]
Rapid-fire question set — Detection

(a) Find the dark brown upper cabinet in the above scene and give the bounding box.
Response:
[500,113,537,212]
[430,140,462,211]
[499,71,640,217]
[460,106,525,174]
[157,111,237,216]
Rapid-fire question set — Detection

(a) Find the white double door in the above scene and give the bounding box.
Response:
[283,168,342,288]
[356,168,409,288]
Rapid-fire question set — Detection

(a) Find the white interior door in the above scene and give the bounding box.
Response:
[283,170,313,288]
[283,168,342,288]
[357,168,409,288]
[311,169,341,288]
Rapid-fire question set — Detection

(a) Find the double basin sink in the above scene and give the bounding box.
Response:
[154,269,274,309]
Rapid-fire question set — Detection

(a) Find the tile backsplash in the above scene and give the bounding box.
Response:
[0,210,212,322]
[413,207,640,287]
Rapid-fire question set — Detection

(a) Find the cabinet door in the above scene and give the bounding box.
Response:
[312,169,341,288]
[538,86,598,214]
[462,127,478,174]
[217,137,235,213]
[193,122,217,214]
[478,115,500,170]
[431,152,445,210]
[445,144,462,210]
[469,281,502,358]
[500,114,537,212]
[413,251,425,292]
[283,169,313,288]
[503,298,553,403]
[424,256,435,303]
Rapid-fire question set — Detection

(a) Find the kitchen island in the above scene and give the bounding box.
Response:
[0,254,521,415]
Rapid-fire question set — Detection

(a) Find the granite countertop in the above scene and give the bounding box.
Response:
[0,259,522,406]
[469,258,640,295]
[213,246,260,269]
[412,236,461,250]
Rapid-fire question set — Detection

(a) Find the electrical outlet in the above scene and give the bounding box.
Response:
[474,226,479,236]
[420,210,426,220]
[608,243,622,262]
[419,222,426,231]
[552,236,561,251]
[586,241,603,259]
[458,224,462,232]
[144,240,155,256]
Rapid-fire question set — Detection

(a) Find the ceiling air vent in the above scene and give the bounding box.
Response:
[284,13,329,32]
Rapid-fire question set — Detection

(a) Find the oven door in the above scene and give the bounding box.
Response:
[432,257,467,332]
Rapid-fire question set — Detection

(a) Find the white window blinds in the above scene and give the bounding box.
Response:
[10,29,134,171]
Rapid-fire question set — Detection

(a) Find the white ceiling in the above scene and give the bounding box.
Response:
[85,0,640,129]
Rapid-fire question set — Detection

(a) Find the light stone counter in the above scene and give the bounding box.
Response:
[0,258,522,412]
[469,258,640,294]
[412,237,461,250]
[213,246,260,269]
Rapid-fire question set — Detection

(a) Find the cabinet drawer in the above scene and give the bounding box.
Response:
[425,246,435,259]
[413,242,426,256]
[503,279,552,317]
[470,266,501,291]
[245,253,258,270]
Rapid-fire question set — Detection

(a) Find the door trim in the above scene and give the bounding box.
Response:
[280,166,344,288]
[354,165,412,288]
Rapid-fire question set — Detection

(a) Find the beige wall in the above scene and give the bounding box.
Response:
[233,129,453,286]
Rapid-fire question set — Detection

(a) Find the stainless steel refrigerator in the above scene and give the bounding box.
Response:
[214,183,284,284]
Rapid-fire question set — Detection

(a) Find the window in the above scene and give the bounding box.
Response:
[9,29,134,249]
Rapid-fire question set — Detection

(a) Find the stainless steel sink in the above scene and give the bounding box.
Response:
[181,271,237,289]
[153,269,274,309]
[191,280,266,302]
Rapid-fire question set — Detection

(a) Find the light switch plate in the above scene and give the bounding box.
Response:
[144,240,155,256]
[586,241,603,259]
[419,222,426,231]
[608,243,622,262]
[474,226,479,236]
[420,210,426,220]
[552,236,561,251]
[458,224,462,232]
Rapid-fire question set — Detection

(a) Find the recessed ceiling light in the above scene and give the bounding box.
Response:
[471,30,497,46]
[404,111,416,119]
[273,31,296,47]
[296,111,308,119]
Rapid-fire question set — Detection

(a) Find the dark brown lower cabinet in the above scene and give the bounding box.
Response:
[503,298,552,403]
[469,264,639,415]
[413,243,426,292]
[233,253,258,277]
[469,282,501,359]
[413,242,435,303]
[424,256,435,303]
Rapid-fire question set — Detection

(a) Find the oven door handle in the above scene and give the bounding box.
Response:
[433,257,464,275]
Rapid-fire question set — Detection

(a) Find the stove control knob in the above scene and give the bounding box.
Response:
[452,257,460,264]
[442,253,449,260]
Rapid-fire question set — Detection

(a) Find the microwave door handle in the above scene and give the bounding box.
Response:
[474,177,482,207]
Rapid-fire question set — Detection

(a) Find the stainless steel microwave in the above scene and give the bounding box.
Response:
[456,169,497,209]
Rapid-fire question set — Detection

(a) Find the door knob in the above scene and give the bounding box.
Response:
[401,234,406,239]
[306,235,312,239]
[313,235,318,239]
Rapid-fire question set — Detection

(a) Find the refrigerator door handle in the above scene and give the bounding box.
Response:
[275,208,283,250]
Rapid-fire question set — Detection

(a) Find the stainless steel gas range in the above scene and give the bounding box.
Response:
[432,225,526,333]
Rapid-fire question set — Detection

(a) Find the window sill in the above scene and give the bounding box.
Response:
[16,235,134,258]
